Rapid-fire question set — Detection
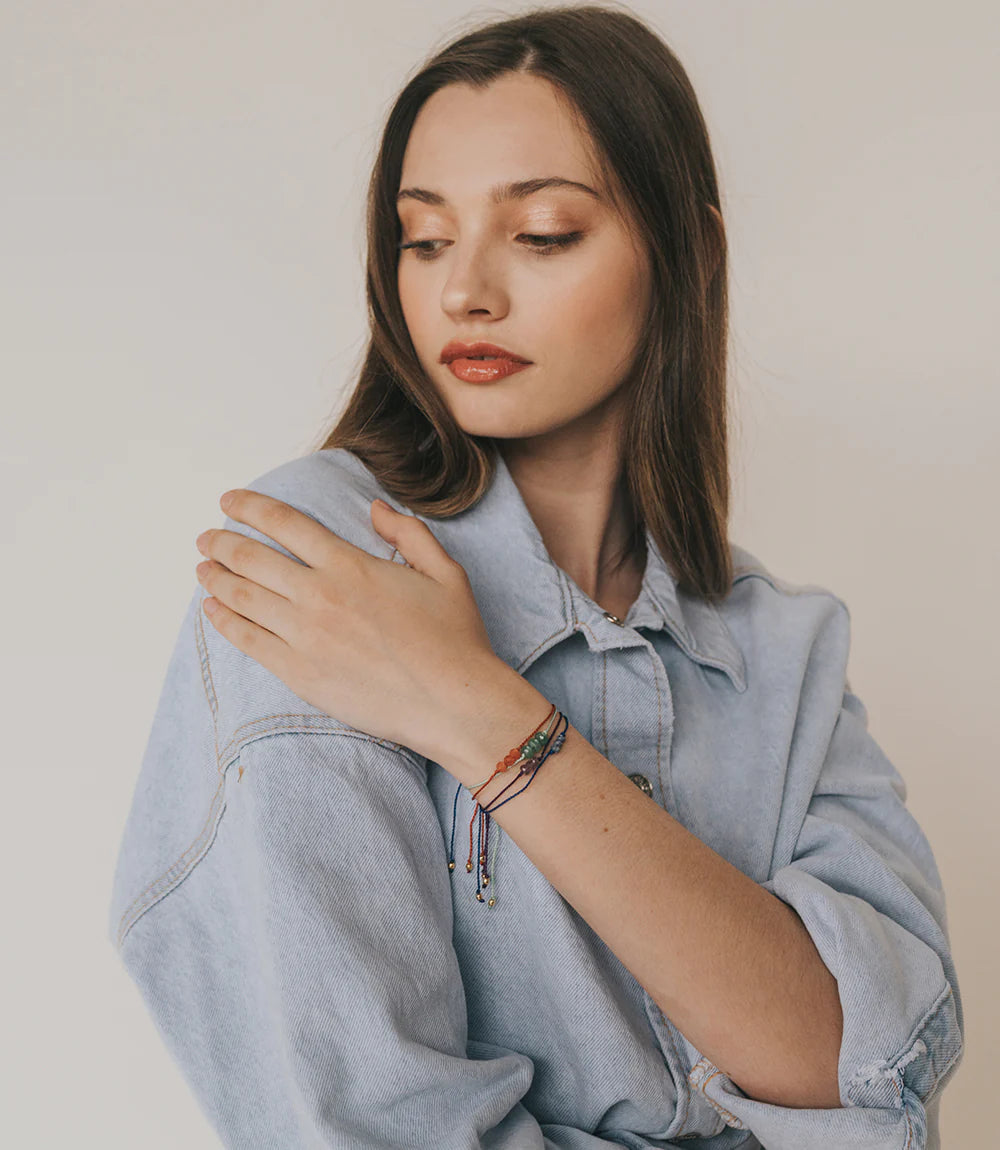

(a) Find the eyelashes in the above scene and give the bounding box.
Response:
[397,232,584,261]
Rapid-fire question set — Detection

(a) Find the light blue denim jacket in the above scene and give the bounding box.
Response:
[108,447,964,1149]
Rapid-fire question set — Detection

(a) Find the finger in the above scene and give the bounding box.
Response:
[200,592,293,677]
[221,489,354,571]
[199,528,305,600]
[197,559,298,643]
[371,500,466,584]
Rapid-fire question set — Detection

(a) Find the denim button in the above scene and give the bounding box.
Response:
[628,773,652,796]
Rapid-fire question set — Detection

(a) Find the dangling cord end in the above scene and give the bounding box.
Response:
[446,780,463,874]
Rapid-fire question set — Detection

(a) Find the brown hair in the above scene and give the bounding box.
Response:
[309,3,734,601]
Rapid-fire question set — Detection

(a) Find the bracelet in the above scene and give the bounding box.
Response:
[447,702,569,907]
[464,702,560,792]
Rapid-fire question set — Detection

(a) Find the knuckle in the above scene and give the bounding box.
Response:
[232,581,253,606]
[265,499,294,528]
[315,583,341,611]
[232,539,256,568]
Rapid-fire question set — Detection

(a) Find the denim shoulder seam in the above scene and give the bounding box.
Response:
[114,604,426,952]
[732,566,851,620]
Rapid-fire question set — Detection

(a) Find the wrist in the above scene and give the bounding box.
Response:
[434,656,553,790]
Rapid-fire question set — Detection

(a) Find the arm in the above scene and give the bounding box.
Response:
[442,600,964,1149]
[108,583,633,1149]
[115,726,536,1148]
[683,676,965,1148]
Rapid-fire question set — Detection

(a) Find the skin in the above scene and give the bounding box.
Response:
[396,72,654,617]
[192,79,843,1109]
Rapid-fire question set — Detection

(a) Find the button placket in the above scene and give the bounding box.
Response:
[589,628,676,816]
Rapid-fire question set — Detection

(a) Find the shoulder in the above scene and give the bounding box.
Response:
[238,447,399,561]
[719,541,854,679]
[196,448,419,767]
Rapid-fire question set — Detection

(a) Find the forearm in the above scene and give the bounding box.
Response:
[439,658,844,1110]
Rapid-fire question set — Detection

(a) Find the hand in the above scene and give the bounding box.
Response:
[194,488,503,766]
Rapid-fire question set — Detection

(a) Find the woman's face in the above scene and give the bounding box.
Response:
[396,73,652,450]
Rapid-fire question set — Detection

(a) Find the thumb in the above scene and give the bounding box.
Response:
[371,498,463,582]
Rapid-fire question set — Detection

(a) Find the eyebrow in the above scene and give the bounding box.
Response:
[396,176,601,207]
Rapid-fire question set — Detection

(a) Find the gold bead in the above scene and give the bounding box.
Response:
[476,892,484,901]
[487,897,496,907]
[482,875,489,886]
[466,861,473,872]
[447,860,455,871]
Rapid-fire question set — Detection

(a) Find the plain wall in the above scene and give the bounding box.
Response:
[2,1,994,1144]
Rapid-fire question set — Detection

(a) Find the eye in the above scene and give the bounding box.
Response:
[518,232,583,255]
[397,232,583,261]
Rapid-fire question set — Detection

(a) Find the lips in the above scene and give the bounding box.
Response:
[439,340,531,365]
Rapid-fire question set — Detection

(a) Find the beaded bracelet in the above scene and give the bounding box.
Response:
[465,702,560,792]
[447,703,569,906]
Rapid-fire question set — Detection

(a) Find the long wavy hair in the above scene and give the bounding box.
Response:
[308,3,734,601]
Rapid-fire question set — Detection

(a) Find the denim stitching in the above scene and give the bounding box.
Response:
[918,986,963,1099]
[513,571,573,674]
[574,620,600,646]
[116,723,427,949]
[650,1004,692,1136]
[116,603,226,950]
[600,651,609,758]
[516,625,566,669]
[847,982,957,1104]
[115,716,430,950]
[895,1075,914,1150]
[115,774,227,950]
[649,646,679,818]
[116,608,425,949]
[914,983,961,1098]
[573,619,676,814]
[216,713,422,771]
[687,1058,748,1129]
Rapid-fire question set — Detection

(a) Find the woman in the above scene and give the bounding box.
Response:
[108,7,963,1148]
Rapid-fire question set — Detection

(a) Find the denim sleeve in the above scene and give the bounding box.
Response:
[670,600,965,1150]
[106,580,605,1149]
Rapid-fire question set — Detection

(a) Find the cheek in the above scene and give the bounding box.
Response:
[398,271,436,349]
[543,251,647,364]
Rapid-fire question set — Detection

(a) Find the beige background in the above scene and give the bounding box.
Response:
[2,1,994,1145]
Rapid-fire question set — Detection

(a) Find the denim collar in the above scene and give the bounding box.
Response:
[442,447,747,693]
